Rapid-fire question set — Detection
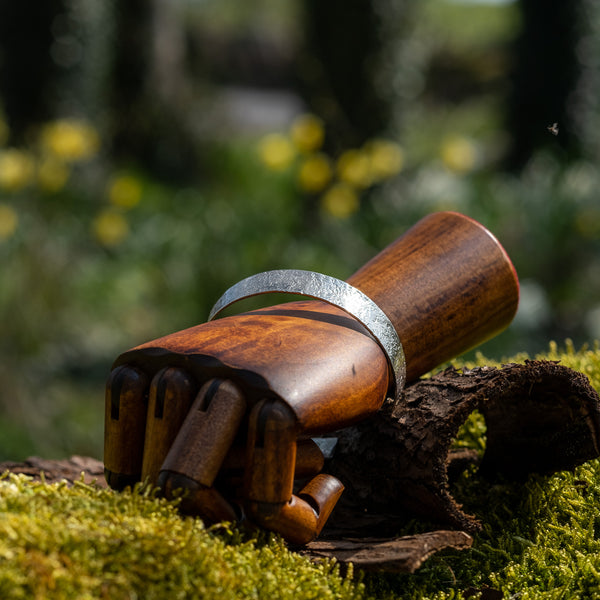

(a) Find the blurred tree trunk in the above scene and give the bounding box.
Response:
[109,0,200,181]
[504,0,585,169]
[570,0,600,161]
[0,0,64,141]
[109,0,154,158]
[297,0,410,150]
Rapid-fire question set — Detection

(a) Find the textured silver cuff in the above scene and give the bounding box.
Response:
[208,269,405,399]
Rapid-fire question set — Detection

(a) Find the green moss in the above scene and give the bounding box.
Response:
[3,341,600,599]
[0,477,362,600]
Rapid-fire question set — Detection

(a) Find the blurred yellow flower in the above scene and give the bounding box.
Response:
[41,119,99,162]
[440,136,477,174]
[109,174,143,209]
[575,208,600,239]
[0,149,35,191]
[0,203,18,240]
[321,183,359,219]
[37,157,70,193]
[257,133,296,171]
[297,154,332,193]
[290,114,325,153]
[92,209,129,247]
[367,140,404,181]
[337,149,372,188]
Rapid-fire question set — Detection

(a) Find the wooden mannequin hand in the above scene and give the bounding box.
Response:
[104,212,519,545]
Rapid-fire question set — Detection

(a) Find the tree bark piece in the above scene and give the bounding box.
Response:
[323,360,600,534]
[303,530,473,572]
[0,455,106,487]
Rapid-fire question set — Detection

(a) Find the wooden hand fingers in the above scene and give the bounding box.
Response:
[242,399,344,545]
[104,367,345,543]
[247,475,345,546]
[104,365,150,489]
[158,378,246,521]
[142,367,198,484]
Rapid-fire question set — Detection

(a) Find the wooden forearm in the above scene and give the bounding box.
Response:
[347,211,519,382]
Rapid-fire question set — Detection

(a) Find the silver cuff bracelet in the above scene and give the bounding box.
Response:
[208,269,406,400]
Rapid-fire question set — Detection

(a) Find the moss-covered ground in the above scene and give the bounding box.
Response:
[2,341,600,599]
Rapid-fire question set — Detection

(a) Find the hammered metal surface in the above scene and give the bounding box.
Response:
[208,270,406,398]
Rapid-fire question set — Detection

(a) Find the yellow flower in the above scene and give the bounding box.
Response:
[0,203,18,240]
[575,208,600,239]
[297,154,332,193]
[440,136,477,174]
[0,149,35,191]
[108,174,143,209]
[37,157,70,193]
[92,209,129,247]
[321,183,360,219]
[337,149,372,188]
[290,114,325,153]
[41,119,99,162]
[257,133,296,171]
[366,140,404,181]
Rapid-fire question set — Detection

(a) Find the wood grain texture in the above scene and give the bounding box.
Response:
[114,302,390,433]
[103,366,149,488]
[324,360,600,534]
[347,211,519,381]
[141,367,197,483]
[112,212,518,432]
[243,399,298,504]
[160,379,246,486]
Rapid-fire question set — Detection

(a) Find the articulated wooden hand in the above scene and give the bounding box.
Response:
[104,212,519,545]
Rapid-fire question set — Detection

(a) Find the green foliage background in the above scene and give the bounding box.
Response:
[0,0,599,463]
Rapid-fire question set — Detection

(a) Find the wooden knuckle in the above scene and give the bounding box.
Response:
[253,399,297,447]
[244,399,297,504]
[221,438,323,479]
[150,367,197,419]
[245,496,319,546]
[104,365,150,490]
[160,378,247,487]
[141,367,198,485]
[106,365,149,421]
[158,471,239,523]
[297,474,345,536]
[293,439,325,478]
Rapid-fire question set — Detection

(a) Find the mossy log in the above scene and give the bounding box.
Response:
[321,360,600,535]
[300,359,600,571]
